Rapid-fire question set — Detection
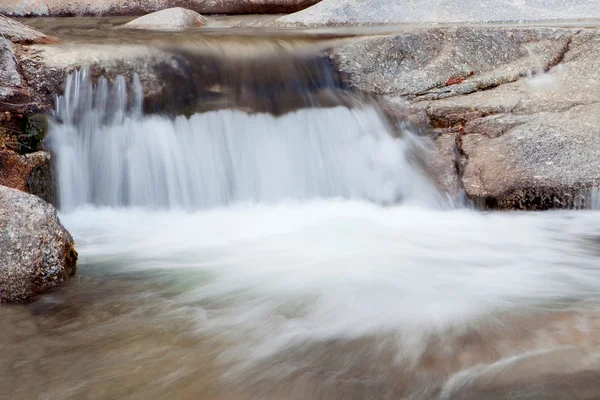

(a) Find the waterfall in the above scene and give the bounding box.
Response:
[49,69,446,210]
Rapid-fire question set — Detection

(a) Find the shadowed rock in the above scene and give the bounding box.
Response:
[0,150,55,205]
[0,185,77,303]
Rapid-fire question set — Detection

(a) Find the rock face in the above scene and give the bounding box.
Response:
[0,150,55,205]
[332,27,600,209]
[119,7,210,30]
[0,14,56,44]
[0,185,77,303]
[0,38,21,101]
[0,17,57,204]
[278,0,600,26]
[0,0,321,16]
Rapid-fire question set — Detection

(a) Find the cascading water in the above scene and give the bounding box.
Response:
[21,48,600,400]
[50,68,447,211]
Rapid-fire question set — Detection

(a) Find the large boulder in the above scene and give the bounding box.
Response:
[333,26,600,209]
[119,7,212,30]
[278,0,600,26]
[0,0,321,16]
[0,185,77,303]
[333,27,572,98]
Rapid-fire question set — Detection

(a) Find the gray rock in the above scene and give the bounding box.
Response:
[0,0,321,17]
[0,14,56,44]
[333,27,573,98]
[0,150,55,205]
[0,185,77,303]
[119,7,211,30]
[461,104,600,209]
[0,38,20,100]
[278,0,600,26]
[332,25,600,208]
[419,29,600,208]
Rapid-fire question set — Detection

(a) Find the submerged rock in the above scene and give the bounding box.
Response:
[0,0,321,17]
[119,7,211,30]
[0,185,77,303]
[278,0,600,26]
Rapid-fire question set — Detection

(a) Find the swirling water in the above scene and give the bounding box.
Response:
[4,55,600,400]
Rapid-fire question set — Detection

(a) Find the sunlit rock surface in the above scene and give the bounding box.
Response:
[119,7,212,30]
[0,14,56,44]
[0,185,77,303]
[0,0,321,16]
[279,0,600,26]
[333,27,600,208]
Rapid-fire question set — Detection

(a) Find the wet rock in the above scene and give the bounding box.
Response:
[0,0,321,17]
[278,0,600,26]
[0,14,57,44]
[0,185,77,303]
[17,43,177,114]
[0,150,55,205]
[119,7,211,30]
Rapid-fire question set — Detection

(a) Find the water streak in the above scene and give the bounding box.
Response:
[50,70,446,210]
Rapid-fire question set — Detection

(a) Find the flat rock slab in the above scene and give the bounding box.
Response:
[0,0,321,16]
[278,0,600,26]
[0,185,77,303]
[333,27,573,98]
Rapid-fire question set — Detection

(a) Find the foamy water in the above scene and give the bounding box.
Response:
[37,68,600,398]
[59,201,600,385]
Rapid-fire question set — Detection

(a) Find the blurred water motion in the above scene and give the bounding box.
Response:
[3,15,600,400]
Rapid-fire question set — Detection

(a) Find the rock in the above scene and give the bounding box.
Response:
[0,14,57,44]
[0,38,21,101]
[461,104,600,209]
[119,7,210,30]
[331,25,600,208]
[421,29,600,209]
[0,0,321,17]
[278,0,600,26]
[344,28,600,209]
[332,27,573,98]
[0,185,77,303]
[0,150,55,205]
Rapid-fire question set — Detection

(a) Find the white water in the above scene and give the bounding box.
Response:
[51,69,445,211]
[61,202,600,385]
[49,69,600,397]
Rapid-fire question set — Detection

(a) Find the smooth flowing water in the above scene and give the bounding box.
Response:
[3,20,600,400]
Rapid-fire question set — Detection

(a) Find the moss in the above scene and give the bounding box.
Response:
[23,113,48,152]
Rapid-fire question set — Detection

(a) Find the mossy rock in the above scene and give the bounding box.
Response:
[23,113,49,152]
